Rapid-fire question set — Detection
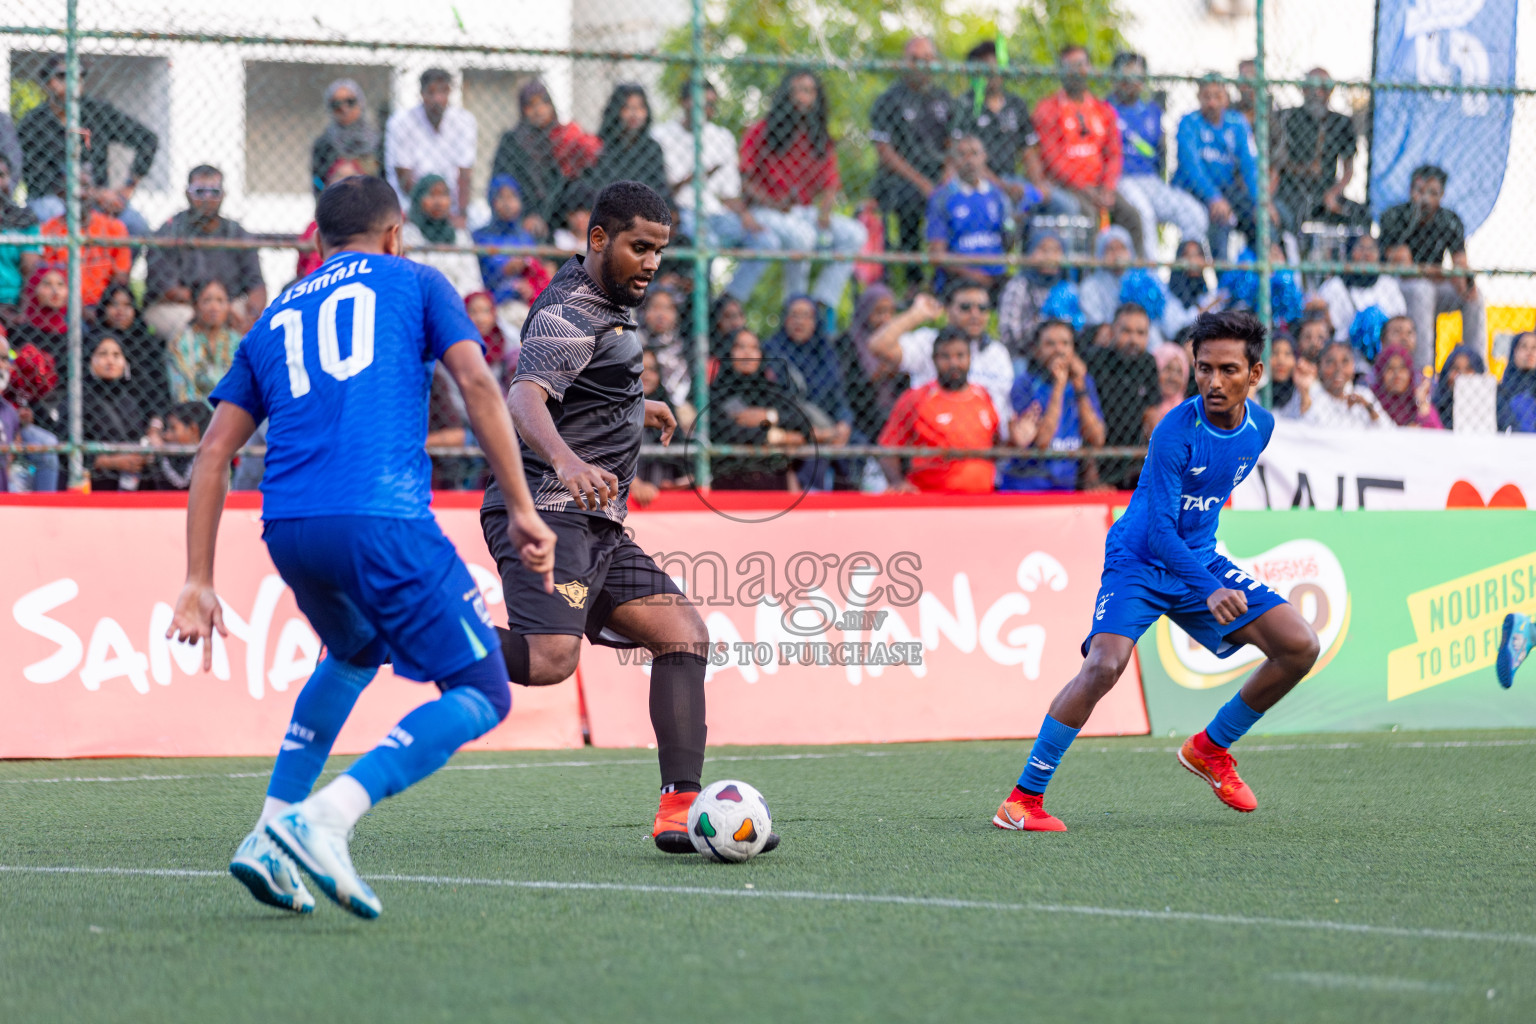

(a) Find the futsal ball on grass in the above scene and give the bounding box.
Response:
[688,779,771,862]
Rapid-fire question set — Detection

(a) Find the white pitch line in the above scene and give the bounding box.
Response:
[2,864,1533,949]
[1269,971,1462,995]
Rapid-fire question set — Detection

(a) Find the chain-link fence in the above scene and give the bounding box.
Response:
[3,0,1533,496]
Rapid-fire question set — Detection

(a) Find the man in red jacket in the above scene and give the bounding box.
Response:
[1032,45,1144,257]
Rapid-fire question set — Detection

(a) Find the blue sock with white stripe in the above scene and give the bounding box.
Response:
[1016,714,1081,794]
[266,656,376,803]
[1204,692,1264,749]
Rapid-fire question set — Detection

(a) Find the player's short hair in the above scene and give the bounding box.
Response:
[420,67,451,90]
[1410,164,1448,188]
[933,326,971,358]
[589,180,671,244]
[1112,302,1149,324]
[315,174,402,248]
[1189,309,1266,366]
[167,400,213,436]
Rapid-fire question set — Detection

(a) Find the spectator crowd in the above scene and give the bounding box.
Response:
[2,42,1530,496]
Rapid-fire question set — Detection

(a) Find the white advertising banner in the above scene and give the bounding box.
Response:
[1231,421,1536,511]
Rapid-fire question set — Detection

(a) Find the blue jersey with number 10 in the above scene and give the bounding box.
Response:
[210,251,480,521]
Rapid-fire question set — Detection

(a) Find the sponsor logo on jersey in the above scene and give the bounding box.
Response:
[1234,459,1251,487]
[1182,494,1222,511]
[554,580,590,609]
[1095,591,1114,621]
[1190,466,1207,475]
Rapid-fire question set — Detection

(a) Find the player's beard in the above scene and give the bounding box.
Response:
[600,258,648,308]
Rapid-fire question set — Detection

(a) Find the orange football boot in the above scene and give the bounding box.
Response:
[1178,730,1258,812]
[653,790,698,854]
[992,787,1067,832]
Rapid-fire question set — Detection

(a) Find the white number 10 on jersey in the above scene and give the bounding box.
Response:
[270,282,377,398]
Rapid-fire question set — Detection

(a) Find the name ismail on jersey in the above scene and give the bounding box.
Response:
[281,257,373,302]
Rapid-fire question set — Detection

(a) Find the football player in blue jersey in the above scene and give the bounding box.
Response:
[167,175,556,918]
[993,310,1320,832]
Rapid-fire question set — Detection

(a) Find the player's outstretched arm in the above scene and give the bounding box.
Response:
[442,341,556,592]
[167,401,256,672]
[506,377,619,514]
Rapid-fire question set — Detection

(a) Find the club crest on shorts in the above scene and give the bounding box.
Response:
[554,580,589,609]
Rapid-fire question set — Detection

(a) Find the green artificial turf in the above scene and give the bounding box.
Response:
[2,732,1534,1023]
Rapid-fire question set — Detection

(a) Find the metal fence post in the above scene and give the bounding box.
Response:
[64,0,85,488]
[687,0,712,490]
[1253,0,1274,408]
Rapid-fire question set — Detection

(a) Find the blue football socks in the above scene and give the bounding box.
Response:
[345,684,502,804]
[266,656,376,803]
[1205,691,1264,749]
[1016,714,1081,794]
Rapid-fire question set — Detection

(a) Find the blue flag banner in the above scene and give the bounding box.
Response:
[1370,0,1517,234]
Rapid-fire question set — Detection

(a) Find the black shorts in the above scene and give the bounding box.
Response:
[481,508,682,648]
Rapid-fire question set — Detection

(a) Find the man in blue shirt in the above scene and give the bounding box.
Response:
[997,317,1104,491]
[168,175,556,918]
[926,134,1016,296]
[1172,75,1273,261]
[992,310,1320,832]
[1108,52,1208,260]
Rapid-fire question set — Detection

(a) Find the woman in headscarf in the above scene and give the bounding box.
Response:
[0,153,41,323]
[1268,331,1297,411]
[835,283,897,442]
[1317,232,1406,342]
[708,294,747,367]
[490,79,601,238]
[1432,344,1487,430]
[587,83,668,196]
[1372,341,1442,428]
[1078,225,1134,327]
[1498,332,1536,433]
[82,332,148,490]
[95,282,167,418]
[463,290,519,385]
[310,79,381,197]
[998,231,1075,355]
[708,328,809,490]
[472,174,549,312]
[762,295,851,445]
[1164,237,1221,338]
[636,285,692,404]
[401,175,480,295]
[169,279,240,403]
[1143,342,1191,437]
[12,263,68,365]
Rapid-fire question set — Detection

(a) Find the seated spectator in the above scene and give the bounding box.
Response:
[82,333,148,490]
[40,174,131,309]
[0,155,41,322]
[297,157,367,280]
[740,70,867,310]
[18,55,157,237]
[0,342,60,492]
[866,284,1013,422]
[168,279,239,403]
[1173,75,1270,261]
[423,364,479,490]
[145,165,267,339]
[1498,332,1536,433]
[1273,68,1367,230]
[385,68,476,222]
[1079,225,1135,327]
[762,295,853,447]
[999,317,1105,491]
[1164,238,1221,337]
[952,40,1056,211]
[12,264,68,371]
[653,79,777,306]
[1316,233,1405,342]
[552,184,596,254]
[1432,344,1486,431]
[999,231,1075,355]
[1379,164,1485,372]
[0,112,20,202]
[1033,46,1143,256]
[641,345,695,434]
[1294,313,1332,366]
[708,294,748,367]
[402,175,480,295]
[633,347,693,504]
[1268,332,1296,409]
[587,84,668,196]
[463,291,518,385]
[1372,341,1442,428]
[144,400,211,490]
[491,80,600,240]
[870,36,954,292]
[311,79,382,196]
[637,285,691,403]
[878,327,1001,494]
[1284,340,1390,427]
[708,328,808,491]
[926,134,1011,296]
[1144,341,1191,436]
[1218,244,1305,329]
[1109,52,1208,259]
[1084,302,1159,488]
[473,175,548,313]
[837,284,898,443]
[95,283,166,418]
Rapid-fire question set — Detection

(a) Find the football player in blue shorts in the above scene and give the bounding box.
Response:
[167,175,556,918]
[993,310,1321,832]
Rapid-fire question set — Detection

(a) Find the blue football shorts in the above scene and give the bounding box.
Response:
[263,515,497,682]
[1082,553,1288,659]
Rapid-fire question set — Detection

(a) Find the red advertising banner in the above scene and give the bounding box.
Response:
[0,497,582,758]
[583,500,1148,746]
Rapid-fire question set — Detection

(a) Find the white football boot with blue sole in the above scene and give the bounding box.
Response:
[265,803,381,920]
[229,828,315,914]
[1496,612,1534,690]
